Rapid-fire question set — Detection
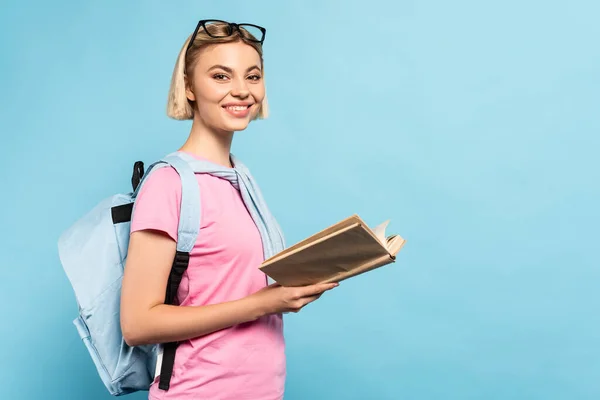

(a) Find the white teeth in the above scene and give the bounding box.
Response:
[227,105,249,111]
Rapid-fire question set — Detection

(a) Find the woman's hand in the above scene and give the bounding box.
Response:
[250,282,339,315]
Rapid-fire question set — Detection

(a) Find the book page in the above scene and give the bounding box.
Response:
[371,220,406,256]
[372,220,390,245]
[386,235,406,256]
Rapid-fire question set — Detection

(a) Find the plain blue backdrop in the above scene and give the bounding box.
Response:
[1,0,599,399]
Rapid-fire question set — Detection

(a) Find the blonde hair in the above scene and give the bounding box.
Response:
[166,21,269,120]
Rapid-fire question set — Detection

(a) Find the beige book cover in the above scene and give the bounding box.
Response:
[259,214,406,287]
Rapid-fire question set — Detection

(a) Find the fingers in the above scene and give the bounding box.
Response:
[301,293,322,304]
[297,282,338,298]
[279,282,338,314]
[290,290,329,312]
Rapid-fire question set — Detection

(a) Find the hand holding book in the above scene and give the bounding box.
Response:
[250,281,339,315]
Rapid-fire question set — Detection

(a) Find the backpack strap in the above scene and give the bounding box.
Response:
[154,153,201,391]
[127,153,200,390]
[131,154,200,254]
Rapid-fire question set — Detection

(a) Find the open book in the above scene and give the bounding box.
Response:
[259,214,406,287]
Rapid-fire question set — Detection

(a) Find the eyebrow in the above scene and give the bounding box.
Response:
[207,64,262,74]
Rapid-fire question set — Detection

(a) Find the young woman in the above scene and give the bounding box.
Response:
[119,20,337,399]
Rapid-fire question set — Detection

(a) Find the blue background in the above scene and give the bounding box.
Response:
[1,0,599,399]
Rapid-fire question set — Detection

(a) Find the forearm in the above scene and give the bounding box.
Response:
[122,295,267,346]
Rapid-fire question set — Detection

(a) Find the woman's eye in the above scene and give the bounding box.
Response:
[248,74,262,81]
[213,73,228,80]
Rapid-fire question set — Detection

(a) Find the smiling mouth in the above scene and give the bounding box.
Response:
[223,105,253,111]
[222,103,254,118]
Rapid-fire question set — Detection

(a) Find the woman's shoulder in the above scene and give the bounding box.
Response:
[134,165,183,209]
[131,165,182,239]
[140,165,182,193]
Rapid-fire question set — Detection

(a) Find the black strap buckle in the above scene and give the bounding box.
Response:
[132,161,145,191]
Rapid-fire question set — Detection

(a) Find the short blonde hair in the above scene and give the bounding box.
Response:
[166,22,269,120]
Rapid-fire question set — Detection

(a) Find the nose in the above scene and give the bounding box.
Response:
[230,76,250,99]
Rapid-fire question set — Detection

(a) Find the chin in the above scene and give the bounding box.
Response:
[221,118,251,132]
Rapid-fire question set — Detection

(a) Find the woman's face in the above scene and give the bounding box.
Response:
[186,41,265,133]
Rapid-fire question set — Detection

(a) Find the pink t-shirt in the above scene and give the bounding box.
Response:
[130,155,286,400]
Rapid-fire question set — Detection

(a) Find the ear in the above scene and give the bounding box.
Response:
[184,74,196,101]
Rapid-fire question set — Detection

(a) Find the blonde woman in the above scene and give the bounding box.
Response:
[119,19,337,399]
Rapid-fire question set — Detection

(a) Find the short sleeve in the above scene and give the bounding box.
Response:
[130,166,181,242]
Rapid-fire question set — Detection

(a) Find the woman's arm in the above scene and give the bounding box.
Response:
[120,229,263,346]
[120,229,337,347]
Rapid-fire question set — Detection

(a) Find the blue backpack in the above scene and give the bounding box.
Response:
[57,152,203,396]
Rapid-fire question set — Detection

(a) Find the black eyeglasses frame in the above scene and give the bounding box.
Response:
[185,19,266,56]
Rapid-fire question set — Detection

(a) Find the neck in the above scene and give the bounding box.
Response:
[179,116,234,168]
